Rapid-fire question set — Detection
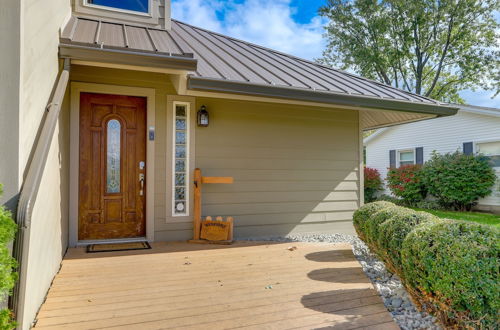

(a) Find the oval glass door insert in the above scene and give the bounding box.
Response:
[106,119,121,193]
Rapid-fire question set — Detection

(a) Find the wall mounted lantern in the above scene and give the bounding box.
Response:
[197,105,209,127]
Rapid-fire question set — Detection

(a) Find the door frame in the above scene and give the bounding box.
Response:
[69,82,155,246]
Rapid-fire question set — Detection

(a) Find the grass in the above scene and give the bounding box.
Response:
[411,208,500,228]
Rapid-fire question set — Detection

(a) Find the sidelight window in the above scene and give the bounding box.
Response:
[172,103,190,216]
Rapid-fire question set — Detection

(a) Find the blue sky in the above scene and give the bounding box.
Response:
[171,0,499,107]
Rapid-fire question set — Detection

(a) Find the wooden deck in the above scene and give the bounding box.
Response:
[34,241,398,330]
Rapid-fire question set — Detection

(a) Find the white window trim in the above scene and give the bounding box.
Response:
[397,148,416,167]
[172,101,190,217]
[83,0,153,17]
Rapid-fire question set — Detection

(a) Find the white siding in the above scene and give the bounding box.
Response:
[365,110,500,207]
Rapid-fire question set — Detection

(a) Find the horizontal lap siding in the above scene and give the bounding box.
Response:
[70,67,360,240]
[193,98,359,238]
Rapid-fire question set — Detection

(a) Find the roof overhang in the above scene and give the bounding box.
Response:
[59,44,198,72]
[187,76,459,117]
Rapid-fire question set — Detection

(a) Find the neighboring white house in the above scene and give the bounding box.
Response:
[364,104,500,213]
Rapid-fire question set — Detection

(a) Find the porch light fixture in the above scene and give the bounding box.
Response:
[197,105,209,127]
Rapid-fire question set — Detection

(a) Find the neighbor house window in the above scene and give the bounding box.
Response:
[172,103,190,216]
[477,141,500,167]
[85,0,150,14]
[398,150,415,166]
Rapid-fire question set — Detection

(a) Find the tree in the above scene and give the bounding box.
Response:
[318,0,500,103]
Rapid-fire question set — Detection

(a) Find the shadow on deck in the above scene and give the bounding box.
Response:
[34,241,397,329]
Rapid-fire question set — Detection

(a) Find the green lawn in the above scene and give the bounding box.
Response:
[411,208,500,227]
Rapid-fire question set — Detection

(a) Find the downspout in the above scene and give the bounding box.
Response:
[11,58,70,328]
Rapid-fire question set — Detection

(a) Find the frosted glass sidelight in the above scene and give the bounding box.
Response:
[173,103,189,216]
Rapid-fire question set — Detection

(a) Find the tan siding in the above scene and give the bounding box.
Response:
[192,98,359,238]
[14,1,71,328]
[69,67,360,240]
[0,0,21,207]
[23,95,70,330]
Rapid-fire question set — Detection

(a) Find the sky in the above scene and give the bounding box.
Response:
[171,0,499,108]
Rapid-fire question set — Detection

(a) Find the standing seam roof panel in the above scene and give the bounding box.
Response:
[149,30,180,55]
[60,17,449,108]
[126,26,155,52]
[72,19,99,44]
[220,36,312,89]
[169,22,223,78]
[207,33,293,87]
[174,22,249,81]
[191,28,276,85]
[244,43,343,92]
[261,52,355,95]
[175,19,436,104]
[99,22,125,48]
[180,24,268,84]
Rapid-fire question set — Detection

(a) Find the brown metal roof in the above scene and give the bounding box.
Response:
[60,16,458,115]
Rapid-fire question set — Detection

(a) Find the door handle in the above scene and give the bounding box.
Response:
[139,173,145,196]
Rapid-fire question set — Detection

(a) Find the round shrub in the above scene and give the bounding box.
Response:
[386,164,427,206]
[352,201,395,240]
[401,220,500,328]
[377,210,439,270]
[364,206,408,247]
[422,151,496,211]
[364,167,383,203]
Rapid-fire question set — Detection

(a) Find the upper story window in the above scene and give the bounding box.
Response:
[85,0,150,15]
[398,150,415,166]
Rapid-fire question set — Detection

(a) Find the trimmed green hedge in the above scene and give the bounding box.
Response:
[353,202,500,329]
[402,221,499,329]
[364,206,406,247]
[377,210,439,270]
[353,201,395,240]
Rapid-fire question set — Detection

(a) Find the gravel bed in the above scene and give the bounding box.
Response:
[246,233,440,330]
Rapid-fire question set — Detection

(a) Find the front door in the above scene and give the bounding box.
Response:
[79,92,147,240]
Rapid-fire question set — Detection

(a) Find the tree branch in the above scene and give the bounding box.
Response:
[425,11,456,97]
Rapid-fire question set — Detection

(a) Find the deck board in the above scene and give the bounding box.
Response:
[34,241,397,329]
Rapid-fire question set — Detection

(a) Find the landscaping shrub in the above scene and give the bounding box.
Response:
[386,164,427,206]
[364,167,383,203]
[377,210,439,270]
[364,206,407,247]
[0,185,17,330]
[352,201,395,240]
[402,220,500,329]
[355,202,499,328]
[422,151,496,211]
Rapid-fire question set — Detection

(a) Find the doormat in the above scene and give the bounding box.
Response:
[86,241,151,253]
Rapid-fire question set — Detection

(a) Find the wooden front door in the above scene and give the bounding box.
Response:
[79,93,147,240]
